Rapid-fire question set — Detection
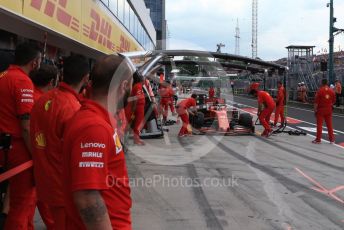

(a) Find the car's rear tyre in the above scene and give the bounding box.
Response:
[238,113,253,127]
[190,112,204,129]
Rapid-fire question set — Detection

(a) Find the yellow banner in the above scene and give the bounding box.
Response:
[18,0,142,54]
[81,0,142,53]
[0,0,22,14]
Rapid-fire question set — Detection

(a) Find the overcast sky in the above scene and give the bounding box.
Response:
[165,0,344,61]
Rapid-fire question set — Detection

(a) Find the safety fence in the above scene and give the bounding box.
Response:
[0,160,33,183]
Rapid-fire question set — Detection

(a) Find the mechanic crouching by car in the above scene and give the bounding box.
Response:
[176,94,197,137]
[250,87,276,137]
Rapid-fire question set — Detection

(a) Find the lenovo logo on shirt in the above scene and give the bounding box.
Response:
[79,162,104,168]
[80,142,106,149]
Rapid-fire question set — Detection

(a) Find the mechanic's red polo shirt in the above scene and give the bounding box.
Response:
[30,82,81,206]
[315,86,335,111]
[178,97,196,109]
[33,86,44,101]
[257,91,275,109]
[63,99,132,229]
[0,65,34,137]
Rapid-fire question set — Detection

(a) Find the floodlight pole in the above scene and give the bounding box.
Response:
[328,0,335,84]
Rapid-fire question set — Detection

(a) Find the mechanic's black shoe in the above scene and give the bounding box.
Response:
[311,139,321,144]
[266,130,273,137]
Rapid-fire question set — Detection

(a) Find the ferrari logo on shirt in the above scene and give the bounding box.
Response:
[44,100,52,111]
[113,131,122,155]
[325,94,330,99]
[35,132,46,149]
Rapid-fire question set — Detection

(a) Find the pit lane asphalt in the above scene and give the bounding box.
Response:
[126,98,344,230]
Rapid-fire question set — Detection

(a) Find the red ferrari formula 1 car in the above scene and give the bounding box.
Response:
[189,93,255,135]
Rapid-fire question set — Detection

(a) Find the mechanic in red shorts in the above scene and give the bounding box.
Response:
[126,72,146,145]
[30,55,90,229]
[62,54,134,229]
[0,42,41,229]
[273,81,286,128]
[176,94,198,136]
[312,78,336,144]
[159,81,176,123]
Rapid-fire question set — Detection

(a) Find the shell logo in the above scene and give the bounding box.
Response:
[35,132,46,149]
[44,100,52,111]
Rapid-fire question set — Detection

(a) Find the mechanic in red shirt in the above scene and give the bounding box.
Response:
[62,54,134,229]
[0,42,41,229]
[159,82,176,123]
[30,55,90,229]
[273,81,286,128]
[208,86,215,98]
[30,64,58,229]
[251,88,276,137]
[313,78,336,144]
[127,72,146,145]
[176,94,197,136]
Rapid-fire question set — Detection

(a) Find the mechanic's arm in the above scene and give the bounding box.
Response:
[257,103,264,115]
[188,106,197,115]
[73,190,112,230]
[20,117,31,153]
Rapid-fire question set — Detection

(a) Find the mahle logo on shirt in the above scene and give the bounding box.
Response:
[35,132,46,149]
[44,100,52,111]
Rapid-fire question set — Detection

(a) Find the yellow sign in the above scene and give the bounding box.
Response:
[81,0,142,53]
[19,0,143,54]
[0,0,22,14]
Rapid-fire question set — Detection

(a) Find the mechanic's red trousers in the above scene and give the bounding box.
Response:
[37,201,55,229]
[160,98,175,121]
[133,104,145,140]
[259,107,274,133]
[49,206,66,230]
[315,109,334,142]
[4,139,35,230]
[274,105,285,126]
[177,107,191,136]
